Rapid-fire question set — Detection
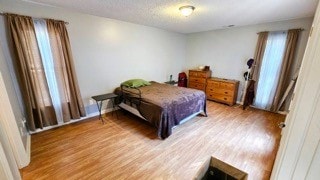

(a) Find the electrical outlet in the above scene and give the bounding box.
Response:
[21,117,26,127]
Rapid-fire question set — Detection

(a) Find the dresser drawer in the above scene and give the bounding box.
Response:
[208,81,235,90]
[197,71,209,78]
[189,70,211,78]
[207,81,220,88]
[219,82,235,90]
[206,88,234,97]
[189,77,206,84]
[188,82,205,91]
[207,93,234,105]
[189,71,199,77]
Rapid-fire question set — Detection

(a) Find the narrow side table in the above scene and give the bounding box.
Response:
[91,93,118,123]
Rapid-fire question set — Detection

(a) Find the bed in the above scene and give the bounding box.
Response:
[115,81,207,139]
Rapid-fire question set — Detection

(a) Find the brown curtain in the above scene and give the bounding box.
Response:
[270,29,300,111]
[243,32,269,109]
[46,19,86,120]
[6,14,57,130]
[251,32,269,81]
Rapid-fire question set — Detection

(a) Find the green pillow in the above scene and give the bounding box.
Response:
[121,79,151,88]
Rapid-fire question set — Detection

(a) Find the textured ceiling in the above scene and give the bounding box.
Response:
[23,0,319,33]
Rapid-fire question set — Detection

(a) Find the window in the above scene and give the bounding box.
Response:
[33,19,64,123]
[254,31,287,110]
[6,14,86,130]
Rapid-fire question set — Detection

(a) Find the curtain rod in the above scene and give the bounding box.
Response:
[257,28,304,34]
[0,11,69,25]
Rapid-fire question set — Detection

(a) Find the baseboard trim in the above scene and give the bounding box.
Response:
[29,107,117,134]
[277,111,289,115]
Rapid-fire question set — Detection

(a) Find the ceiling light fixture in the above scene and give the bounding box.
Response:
[179,5,195,17]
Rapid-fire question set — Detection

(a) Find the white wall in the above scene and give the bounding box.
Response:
[0,1,314,117]
[0,0,186,115]
[0,1,313,114]
[186,18,313,102]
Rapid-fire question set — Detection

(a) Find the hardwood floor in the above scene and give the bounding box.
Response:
[21,101,285,180]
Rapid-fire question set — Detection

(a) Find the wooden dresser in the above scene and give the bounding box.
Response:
[206,77,239,106]
[188,70,212,92]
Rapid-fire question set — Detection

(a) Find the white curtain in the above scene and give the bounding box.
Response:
[254,31,287,110]
[33,18,63,124]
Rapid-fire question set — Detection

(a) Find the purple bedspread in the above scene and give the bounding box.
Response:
[118,82,206,139]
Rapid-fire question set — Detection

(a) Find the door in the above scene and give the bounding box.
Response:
[0,71,30,168]
[271,1,320,179]
[0,133,21,180]
[294,97,320,179]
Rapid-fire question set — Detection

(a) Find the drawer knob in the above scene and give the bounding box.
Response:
[224,98,227,100]
[224,92,228,94]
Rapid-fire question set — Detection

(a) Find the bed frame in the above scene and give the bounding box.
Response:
[118,101,204,126]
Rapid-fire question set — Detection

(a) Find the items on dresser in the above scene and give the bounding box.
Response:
[188,70,212,91]
[206,77,239,106]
